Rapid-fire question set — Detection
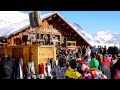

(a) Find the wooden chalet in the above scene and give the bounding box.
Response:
[0,11,96,74]
[0,12,92,48]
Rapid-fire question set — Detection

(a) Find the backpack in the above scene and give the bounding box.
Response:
[114,70,120,79]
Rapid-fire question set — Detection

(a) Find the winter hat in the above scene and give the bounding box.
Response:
[90,59,99,69]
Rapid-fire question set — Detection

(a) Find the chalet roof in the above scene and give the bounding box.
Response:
[55,12,101,47]
[0,11,101,47]
[0,11,58,38]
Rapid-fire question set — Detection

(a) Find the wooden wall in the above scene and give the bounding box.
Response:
[0,45,56,74]
[7,20,62,46]
[6,15,90,47]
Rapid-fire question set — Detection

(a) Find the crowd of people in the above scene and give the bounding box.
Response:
[41,45,120,79]
[0,45,120,79]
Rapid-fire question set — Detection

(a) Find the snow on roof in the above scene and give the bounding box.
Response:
[41,11,58,19]
[0,11,58,38]
[0,11,28,29]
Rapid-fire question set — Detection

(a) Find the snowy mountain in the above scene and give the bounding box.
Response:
[93,30,120,44]
[72,23,120,48]
[72,22,102,43]
[72,22,120,44]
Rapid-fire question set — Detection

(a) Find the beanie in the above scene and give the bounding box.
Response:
[90,59,99,69]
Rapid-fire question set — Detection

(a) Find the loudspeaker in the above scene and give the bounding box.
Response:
[29,11,42,28]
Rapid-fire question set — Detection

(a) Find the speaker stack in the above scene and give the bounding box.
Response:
[29,11,42,28]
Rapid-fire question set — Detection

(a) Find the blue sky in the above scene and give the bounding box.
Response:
[22,11,120,34]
